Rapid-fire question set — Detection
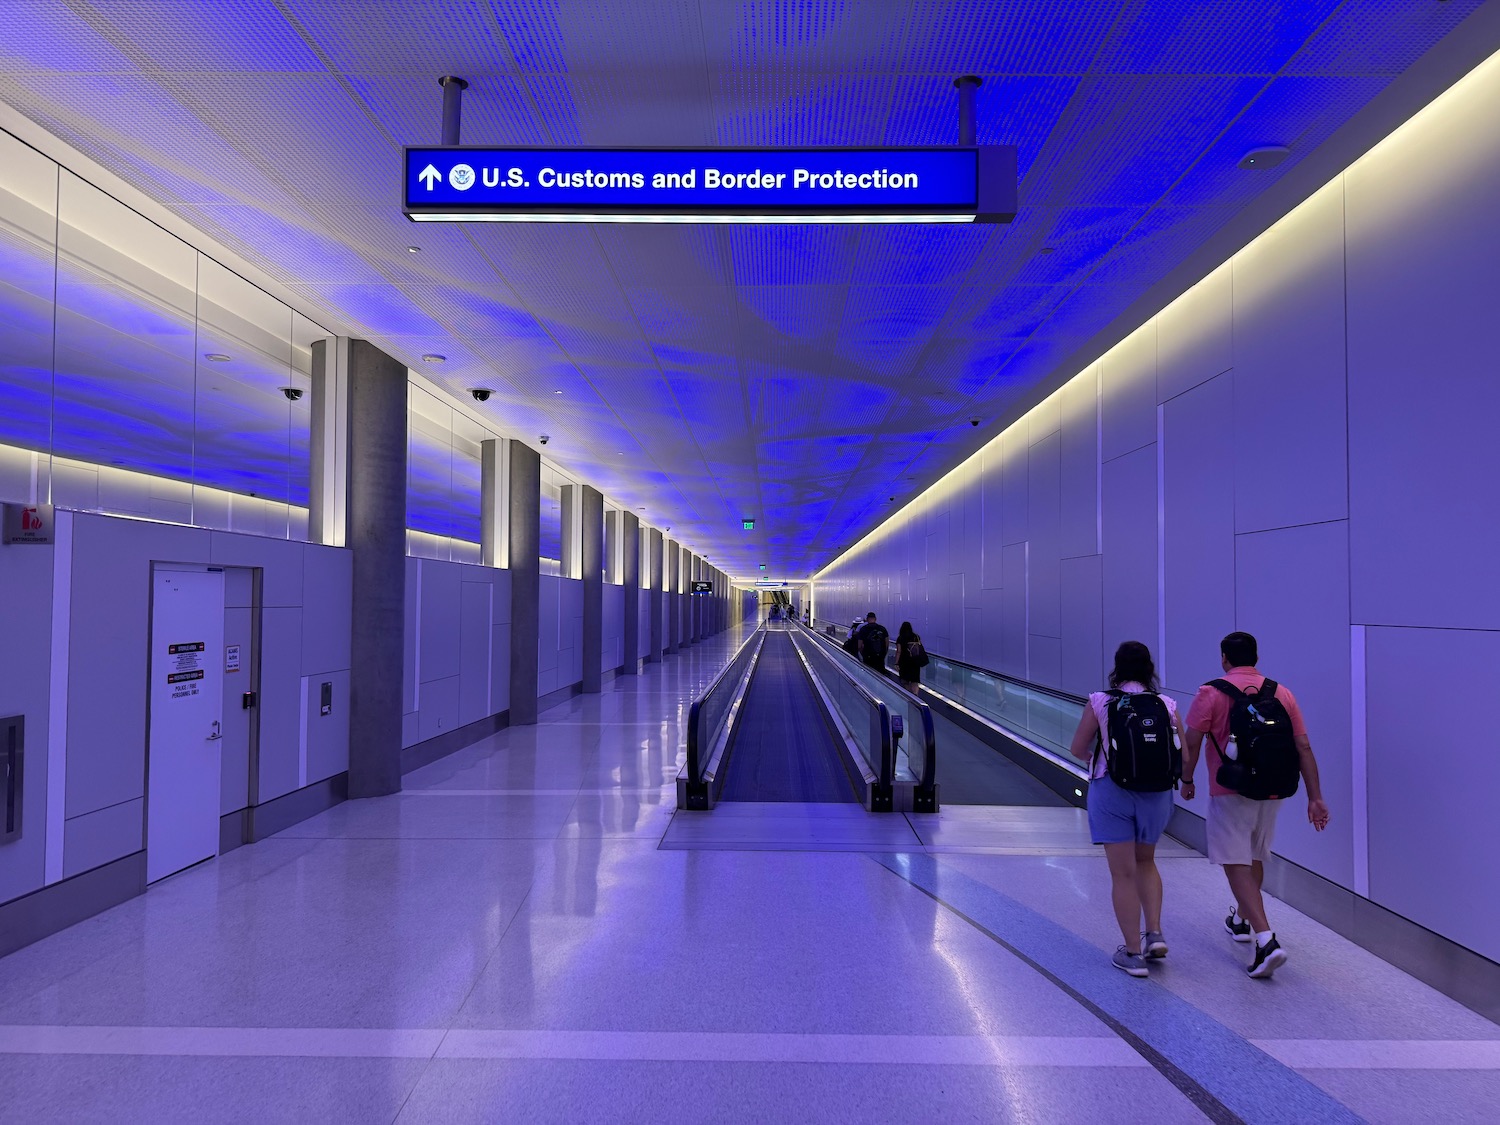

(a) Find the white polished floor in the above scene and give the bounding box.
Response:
[0,626,1495,1123]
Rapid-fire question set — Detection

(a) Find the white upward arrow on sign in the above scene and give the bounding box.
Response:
[418,165,442,190]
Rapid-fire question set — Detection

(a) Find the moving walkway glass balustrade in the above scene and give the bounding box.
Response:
[810,619,1085,776]
[794,622,935,801]
[921,656,1084,770]
[680,629,764,809]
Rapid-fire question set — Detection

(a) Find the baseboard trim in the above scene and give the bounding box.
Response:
[401,710,511,775]
[0,852,146,959]
[1166,806,1499,1024]
[539,682,583,711]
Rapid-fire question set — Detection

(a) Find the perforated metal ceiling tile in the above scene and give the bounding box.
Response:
[901,0,1118,77]
[712,73,896,145]
[85,0,326,74]
[283,0,514,76]
[727,225,860,286]
[1093,0,1343,76]
[701,0,908,75]
[848,224,992,287]
[0,1,138,73]
[1287,0,1487,76]
[1023,75,1265,209]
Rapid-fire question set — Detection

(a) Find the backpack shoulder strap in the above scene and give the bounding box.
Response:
[1207,678,1242,700]
[1105,689,1124,699]
[1258,678,1279,698]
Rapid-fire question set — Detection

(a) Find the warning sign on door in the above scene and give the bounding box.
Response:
[167,642,206,698]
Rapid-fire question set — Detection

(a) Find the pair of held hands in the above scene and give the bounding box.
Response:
[1177,781,1331,831]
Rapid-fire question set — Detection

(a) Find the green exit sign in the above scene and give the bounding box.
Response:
[742,518,756,530]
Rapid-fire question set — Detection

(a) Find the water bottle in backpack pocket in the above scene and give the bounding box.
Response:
[1097,690,1181,792]
[1208,678,1301,800]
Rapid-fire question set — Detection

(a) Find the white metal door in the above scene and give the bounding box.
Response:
[146,565,226,883]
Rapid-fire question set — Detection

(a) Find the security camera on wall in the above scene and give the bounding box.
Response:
[470,388,492,402]
[280,386,303,401]
[539,434,550,445]
[969,416,980,427]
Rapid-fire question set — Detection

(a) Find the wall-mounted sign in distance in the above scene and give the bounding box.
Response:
[690,580,713,594]
[403,147,1017,224]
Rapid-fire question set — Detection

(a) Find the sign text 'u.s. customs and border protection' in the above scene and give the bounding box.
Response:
[403,147,1016,224]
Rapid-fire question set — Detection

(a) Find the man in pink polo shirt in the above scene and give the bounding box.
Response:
[1181,631,1330,979]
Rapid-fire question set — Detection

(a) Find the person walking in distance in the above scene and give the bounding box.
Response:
[1181,631,1330,979]
[1067,642,1184,978]
[894,622,928,690]
[854,612,889,672]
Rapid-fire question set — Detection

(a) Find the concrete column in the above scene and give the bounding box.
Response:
[309,338,350,548]
[480,438,505,568]
[665,539,679,655]
[647,527,663,663]
[508,441,541,725]
[621,512,640,675]
[346,340,407,798]
[581,485,603,693]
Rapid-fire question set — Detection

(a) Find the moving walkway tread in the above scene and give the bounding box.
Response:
[720,632,859,803]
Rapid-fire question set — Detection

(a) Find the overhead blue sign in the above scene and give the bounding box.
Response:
[403,147,1016,224]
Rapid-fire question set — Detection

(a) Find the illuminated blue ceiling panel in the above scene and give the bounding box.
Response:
[0,0,1487,578]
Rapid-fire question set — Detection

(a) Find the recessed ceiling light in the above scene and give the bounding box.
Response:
[203,353,230,362]
[637,506,645,510]
[422,353,446,364]
[1038,246,1056,255]
[1238,145,1290,170]
[407,245,421,253]
[554,389,563,394]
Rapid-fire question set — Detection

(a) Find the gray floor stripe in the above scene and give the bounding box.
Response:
[871,851,1368,1125]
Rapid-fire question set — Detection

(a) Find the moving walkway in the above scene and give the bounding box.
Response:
[676,621,937,812]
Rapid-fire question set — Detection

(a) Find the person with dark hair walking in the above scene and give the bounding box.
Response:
[1182,631,1329,979]
[1067,641,1184,977]
[894,622,928,689]
[853,612,889,671]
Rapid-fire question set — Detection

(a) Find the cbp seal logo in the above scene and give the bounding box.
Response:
[449,163,476,191]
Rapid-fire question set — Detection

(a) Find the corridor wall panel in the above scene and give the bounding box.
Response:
[1161,374,1236,696]
[1099,323,1157,461]
[1233,520,1354,888]
[1365,625,1500,963]
[1231,182,1348,536]
[1155,263,1231,404]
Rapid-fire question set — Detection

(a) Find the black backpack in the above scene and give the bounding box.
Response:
[860,624,889,661]
[1097,690,1180,792]
[1208,679,1300,801]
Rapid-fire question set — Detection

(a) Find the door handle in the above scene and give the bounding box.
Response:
[207,720,222,742]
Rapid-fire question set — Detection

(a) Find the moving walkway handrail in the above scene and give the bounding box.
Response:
[783,624,896,812]
[680,625,766,810]
[797,620,938,812]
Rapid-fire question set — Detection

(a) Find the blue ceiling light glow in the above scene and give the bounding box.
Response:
[0,0,1485,575]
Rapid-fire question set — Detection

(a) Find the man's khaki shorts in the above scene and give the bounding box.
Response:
[1206,792,1282,866]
